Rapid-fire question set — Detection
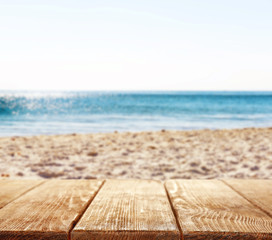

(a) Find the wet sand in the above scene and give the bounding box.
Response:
[0,128,272,180]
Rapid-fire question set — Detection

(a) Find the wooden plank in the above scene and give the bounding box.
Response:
[72,179,180,240]
[165,180,272,239]
[0,179,44,208]
[0,180,103,240]
[223,179,272,218]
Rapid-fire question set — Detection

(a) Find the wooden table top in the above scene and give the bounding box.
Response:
[0,179,272,239]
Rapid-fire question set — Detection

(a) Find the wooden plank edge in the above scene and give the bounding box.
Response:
[0,230,68,240]
[221,180,272,220]
[68,180,106,240]
[71,230,180,240]
[164,181,184,240]
[183,231,272,240]
[0,180,46,209]
[0,180,105,240]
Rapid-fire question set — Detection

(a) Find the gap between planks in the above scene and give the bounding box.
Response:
[67,180,105,240]
[71,179,180,240]
[165,179,272,239]
[164,182,184,240]
[1,179,272,240]
[0,180,104,240]
[8,181,46,207]
[221,180,272,220]
[0,180,46,209]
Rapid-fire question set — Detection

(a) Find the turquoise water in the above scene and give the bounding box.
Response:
[1,91,272,136]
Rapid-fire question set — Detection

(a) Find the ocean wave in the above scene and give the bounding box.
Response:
[1,91,272,136]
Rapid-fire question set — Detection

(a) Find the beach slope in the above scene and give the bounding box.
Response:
[0,128,272,180]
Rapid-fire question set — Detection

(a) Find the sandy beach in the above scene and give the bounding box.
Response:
[0,128,272,180]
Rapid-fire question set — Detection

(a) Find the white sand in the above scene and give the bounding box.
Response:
[0,128,272,180]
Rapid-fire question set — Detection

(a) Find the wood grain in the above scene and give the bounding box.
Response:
[223,179,272,218]
[165,180,272,239]
[71,179,180,240]
[0,179,44,208]
[0,180,103,240]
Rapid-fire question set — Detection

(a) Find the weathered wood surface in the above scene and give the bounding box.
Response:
[165,180,272,239]
[1,179,272,240]
[224,179,272,218]
[72,179,180,240]
[0,179,44,208]
[0,180,103,240]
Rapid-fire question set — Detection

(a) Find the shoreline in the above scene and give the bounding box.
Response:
[1,126,272,138]
[1,127,272,180]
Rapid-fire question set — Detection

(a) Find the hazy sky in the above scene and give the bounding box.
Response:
[1,0,272,91]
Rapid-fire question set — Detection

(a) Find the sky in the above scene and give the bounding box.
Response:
[0,0,272,91]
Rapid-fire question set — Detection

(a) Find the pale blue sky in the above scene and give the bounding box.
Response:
[1,0,272,90]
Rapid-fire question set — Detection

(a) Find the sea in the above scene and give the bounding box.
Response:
[0,91,272,136]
